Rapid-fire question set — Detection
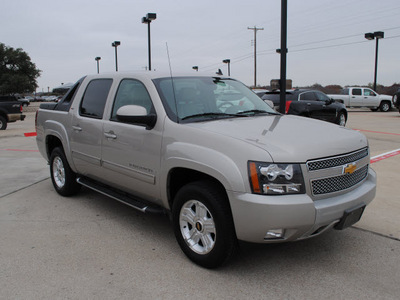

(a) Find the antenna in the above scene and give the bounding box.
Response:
[166,42,179,123]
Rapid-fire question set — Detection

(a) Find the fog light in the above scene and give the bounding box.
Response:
[264,229,285,240]
[263,183,302,194]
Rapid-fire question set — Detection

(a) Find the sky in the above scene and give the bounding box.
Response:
[1,0,400,92]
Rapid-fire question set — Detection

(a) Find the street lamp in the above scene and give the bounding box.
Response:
[112,41,121,72]
[222,59,231,76]
[95,57,101,74]
[364,31,384,91]
[192,66,199,71]
[142,13,157,71]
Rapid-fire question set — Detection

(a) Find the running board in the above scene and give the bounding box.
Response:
[76,177,165,214]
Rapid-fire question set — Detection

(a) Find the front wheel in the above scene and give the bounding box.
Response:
[50,147,81,196]
[172,181,237,268]
[380,101,391,112]
[336,111,346,126]
[0,116,7,130]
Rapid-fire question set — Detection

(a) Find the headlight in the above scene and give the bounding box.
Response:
[248,161,305,195]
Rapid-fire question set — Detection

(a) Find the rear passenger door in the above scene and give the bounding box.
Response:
[350,88,363,107]
[70,78,113,178]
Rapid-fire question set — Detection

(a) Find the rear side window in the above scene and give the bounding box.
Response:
[80,79,112,118]
[352,88,362,96]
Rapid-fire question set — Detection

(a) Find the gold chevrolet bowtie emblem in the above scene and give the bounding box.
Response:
[343,163,357,175]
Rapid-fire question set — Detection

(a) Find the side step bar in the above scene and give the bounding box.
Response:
[76,177,166,214]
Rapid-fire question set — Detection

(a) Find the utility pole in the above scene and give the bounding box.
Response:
[248,26,264,88]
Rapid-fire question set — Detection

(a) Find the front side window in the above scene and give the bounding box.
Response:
[80,79,113,118]
[111,79,154,121]
[364,89,376,96]
[299,92,317,101]
[153,77,276,122]
[315,91,330,101]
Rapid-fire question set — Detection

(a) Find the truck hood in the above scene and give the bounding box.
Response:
[188,115,368,162]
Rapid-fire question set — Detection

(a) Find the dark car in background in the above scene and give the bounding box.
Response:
[0,96,26,130]
[262,89,348,126]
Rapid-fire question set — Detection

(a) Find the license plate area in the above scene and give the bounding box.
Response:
[335,203,366,230]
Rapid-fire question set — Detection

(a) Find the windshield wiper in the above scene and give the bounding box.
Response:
[181,112,248,121]
[236,109,280,115]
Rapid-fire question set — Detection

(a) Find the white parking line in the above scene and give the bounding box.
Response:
[370,148,400,164]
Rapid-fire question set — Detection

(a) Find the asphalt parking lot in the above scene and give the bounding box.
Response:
[1,104,399,299]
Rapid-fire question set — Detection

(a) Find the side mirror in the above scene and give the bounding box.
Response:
[326,98,334,105]
[116,105,157,130]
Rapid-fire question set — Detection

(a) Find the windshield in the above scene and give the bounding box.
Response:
[153,77,277,123]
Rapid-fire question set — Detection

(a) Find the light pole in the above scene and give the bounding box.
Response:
[365,31,384,91]
[192,66,199,72]
[223,59,231,76]
[95,57,101,74]
[142,13,157,71]
[111,41,120,72]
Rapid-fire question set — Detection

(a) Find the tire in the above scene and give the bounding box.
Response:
[49,147,81,196]
[0,116,7,130]
[172,181,237,268]
[380,101,391,112]
[336,111,346,126]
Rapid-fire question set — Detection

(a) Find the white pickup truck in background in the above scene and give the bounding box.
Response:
[328,87,392,112]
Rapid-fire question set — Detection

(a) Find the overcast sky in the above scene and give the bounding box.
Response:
[2,0,400,92]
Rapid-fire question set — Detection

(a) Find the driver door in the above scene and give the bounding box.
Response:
[101,78,162,202]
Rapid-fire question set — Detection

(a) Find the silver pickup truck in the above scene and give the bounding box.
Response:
[36,72,376,268]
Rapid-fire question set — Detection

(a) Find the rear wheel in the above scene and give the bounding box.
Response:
[172,181,237,268]
[50,147,81,196]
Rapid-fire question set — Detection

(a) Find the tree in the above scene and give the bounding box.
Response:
[0,43,41,95]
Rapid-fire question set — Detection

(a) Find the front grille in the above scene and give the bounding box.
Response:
[311,165,369,195]
[307,148,369,171]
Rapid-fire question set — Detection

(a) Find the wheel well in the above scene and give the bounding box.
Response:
[0,111,7,121]
[167,168,227,209]
[46,135,63,160]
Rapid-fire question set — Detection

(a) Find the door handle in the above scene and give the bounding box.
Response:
[72,125,82,131]
[104,131,117,139]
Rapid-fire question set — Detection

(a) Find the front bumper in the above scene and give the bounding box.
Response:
[228,168,376,243]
